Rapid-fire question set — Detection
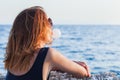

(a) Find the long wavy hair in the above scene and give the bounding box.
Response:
[4,6,52,71]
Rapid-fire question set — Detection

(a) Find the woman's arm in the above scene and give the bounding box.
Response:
[48,48,91,78]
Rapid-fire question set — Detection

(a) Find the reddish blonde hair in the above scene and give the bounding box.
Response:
[4,6,51,71]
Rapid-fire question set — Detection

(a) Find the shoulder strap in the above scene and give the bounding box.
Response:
[31,47,49,70]
[28,47,49,80]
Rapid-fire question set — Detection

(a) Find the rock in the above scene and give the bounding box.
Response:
[48,71,120,80]
[0,72,120,80]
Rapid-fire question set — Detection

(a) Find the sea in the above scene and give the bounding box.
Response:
[0,25,120,77]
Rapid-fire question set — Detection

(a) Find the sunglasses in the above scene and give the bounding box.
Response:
[48,18,53,26]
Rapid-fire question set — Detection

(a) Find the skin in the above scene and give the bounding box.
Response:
[9,24,91,80]
[42,27,91,80]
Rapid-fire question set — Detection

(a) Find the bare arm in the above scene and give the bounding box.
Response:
[48,48,91,77]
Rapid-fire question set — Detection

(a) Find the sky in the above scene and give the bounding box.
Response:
[0,0,120,25]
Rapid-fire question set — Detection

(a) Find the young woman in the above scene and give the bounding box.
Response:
[4,6,91,80]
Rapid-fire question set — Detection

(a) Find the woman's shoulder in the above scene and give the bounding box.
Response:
[48,47,57,53]
[46,47,65,62]
[47,47,60,57]
[47,47,70,64]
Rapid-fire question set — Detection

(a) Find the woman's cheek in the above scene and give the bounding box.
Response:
[47,31,53,42]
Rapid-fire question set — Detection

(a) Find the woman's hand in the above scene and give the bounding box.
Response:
[74,61,91,77]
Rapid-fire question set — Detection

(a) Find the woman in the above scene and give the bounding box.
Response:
[4,6,91,80]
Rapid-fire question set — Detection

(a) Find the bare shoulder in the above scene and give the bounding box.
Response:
[48,47,57,54]
[47,47,75,67]
[47,47,70,67]
[47,47,72,65]
[47,48,62,60]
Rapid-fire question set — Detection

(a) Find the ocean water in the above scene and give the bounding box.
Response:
[0,25,120,76]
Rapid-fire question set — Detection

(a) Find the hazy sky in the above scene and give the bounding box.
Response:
[0,0,120,25]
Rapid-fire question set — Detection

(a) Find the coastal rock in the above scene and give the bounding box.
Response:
[0,72,120,80]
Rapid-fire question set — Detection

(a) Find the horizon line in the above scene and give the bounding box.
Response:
[0,24,120,26]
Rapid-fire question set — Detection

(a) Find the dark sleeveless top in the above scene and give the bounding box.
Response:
[5,47,49,80]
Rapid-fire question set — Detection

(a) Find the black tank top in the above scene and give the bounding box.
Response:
[5,47,49,80]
